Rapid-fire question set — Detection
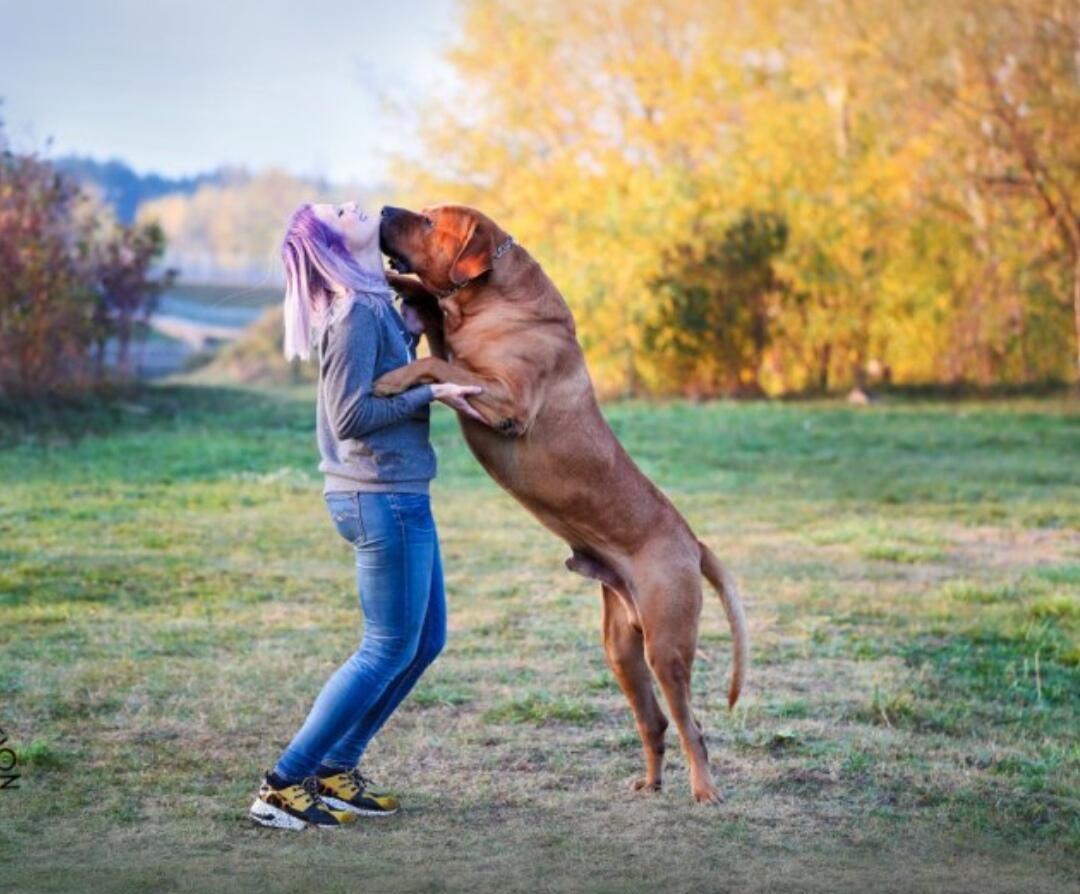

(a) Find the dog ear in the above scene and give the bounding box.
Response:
[449,217,494,286]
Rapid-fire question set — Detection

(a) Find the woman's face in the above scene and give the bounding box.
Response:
[311,201,380,256]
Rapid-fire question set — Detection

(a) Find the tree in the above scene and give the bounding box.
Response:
[90,220,177,379]
[646,210,788,395]
[844,0,1080,383]
[391,0,1080,395]
[0,130,97,396]
[0,117,179,398]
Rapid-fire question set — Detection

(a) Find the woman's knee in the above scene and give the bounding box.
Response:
[353,631,422,675]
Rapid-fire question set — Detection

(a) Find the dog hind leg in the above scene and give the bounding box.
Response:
[640,580,722,804]
[601,585,668,793]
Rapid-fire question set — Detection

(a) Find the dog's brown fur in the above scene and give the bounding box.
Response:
[375,204,748,803]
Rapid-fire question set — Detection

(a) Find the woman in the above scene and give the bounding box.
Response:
[248,201,481,831]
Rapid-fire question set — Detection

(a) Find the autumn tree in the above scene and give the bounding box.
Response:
[391,0,1079,395]
[89,220,177,379]
[846,0,1080,384]
[0,133,97,396]
[646,211,788,396]
[0,119,178,398]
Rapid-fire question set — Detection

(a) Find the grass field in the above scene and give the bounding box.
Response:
[1,381,1078,893]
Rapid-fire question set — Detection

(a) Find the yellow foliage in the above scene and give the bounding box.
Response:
[395,0,1079,395]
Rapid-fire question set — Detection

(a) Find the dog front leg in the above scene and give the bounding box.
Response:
[387,274,448,360]
[407,302,447,361]
[373,357,530,436]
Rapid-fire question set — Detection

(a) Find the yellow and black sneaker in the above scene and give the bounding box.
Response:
[248,771,357,831]
[316,767,400,816]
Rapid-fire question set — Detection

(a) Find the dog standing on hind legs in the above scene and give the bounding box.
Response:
[375,203,749,803]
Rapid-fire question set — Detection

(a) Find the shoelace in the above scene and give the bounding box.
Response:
[292,775,321,809]
[340,767,371,797]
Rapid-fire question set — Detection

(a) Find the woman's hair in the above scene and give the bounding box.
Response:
[281,203,392,362]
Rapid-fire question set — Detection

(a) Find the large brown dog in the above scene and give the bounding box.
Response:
[375,204,748,803]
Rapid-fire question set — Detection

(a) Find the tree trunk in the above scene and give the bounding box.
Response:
[1073,253,1080,390]
[817,343,832,394]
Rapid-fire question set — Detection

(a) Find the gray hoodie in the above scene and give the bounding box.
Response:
[315,294,436,495]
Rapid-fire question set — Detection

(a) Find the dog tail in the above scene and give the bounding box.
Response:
[698,540,748,709]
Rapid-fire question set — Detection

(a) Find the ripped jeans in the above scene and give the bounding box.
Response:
[272,491,446,781]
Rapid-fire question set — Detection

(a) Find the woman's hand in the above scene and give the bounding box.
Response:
[430,382,485,422]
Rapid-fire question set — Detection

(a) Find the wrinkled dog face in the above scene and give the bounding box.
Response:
[379,204,498,294]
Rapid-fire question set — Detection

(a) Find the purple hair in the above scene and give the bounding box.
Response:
[281,204,392,362]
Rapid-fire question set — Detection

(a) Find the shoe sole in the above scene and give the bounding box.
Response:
[248,798,344,831]
[321,794,399,816]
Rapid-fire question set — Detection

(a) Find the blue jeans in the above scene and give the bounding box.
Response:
[272,491,446,781]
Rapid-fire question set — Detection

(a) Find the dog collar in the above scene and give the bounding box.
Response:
[492,235,515,260]
[437,235,514,300]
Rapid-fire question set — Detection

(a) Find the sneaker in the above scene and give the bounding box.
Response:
[248,771,357,830]
[316,767,401,816]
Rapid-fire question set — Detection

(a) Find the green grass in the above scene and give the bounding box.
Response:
[0,382,1078,893]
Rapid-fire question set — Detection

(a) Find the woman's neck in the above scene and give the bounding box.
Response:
[351,244,385,278]
[342,249,389,296]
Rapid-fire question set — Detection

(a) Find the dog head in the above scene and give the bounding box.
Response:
[379,204,510,295]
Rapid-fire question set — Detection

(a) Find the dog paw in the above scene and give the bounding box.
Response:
[629,777,662,794]
[373,376,406,396]
[692,784,724,805]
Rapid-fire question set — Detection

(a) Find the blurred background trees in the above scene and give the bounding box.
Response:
[89,220,176,380]
[3,0,1077,399]
[0,134,97,397]
[137,170,360,283]
[646,210,789,396]
[392,0,1080,396]
[0,121,176,399]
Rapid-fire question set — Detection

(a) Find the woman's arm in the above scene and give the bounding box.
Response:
[321,301,435,440]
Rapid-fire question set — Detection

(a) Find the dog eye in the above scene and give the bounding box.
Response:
[337,207,344,217]
[422,216,434,229]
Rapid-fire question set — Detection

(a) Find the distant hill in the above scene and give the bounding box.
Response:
[54,156,227,223]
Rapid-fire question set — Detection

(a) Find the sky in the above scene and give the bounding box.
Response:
[0,0,459,184]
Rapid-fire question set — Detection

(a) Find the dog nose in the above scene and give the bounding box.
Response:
[380,206,401,220]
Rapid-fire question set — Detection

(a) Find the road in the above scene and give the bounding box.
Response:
[104,291,268,378]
